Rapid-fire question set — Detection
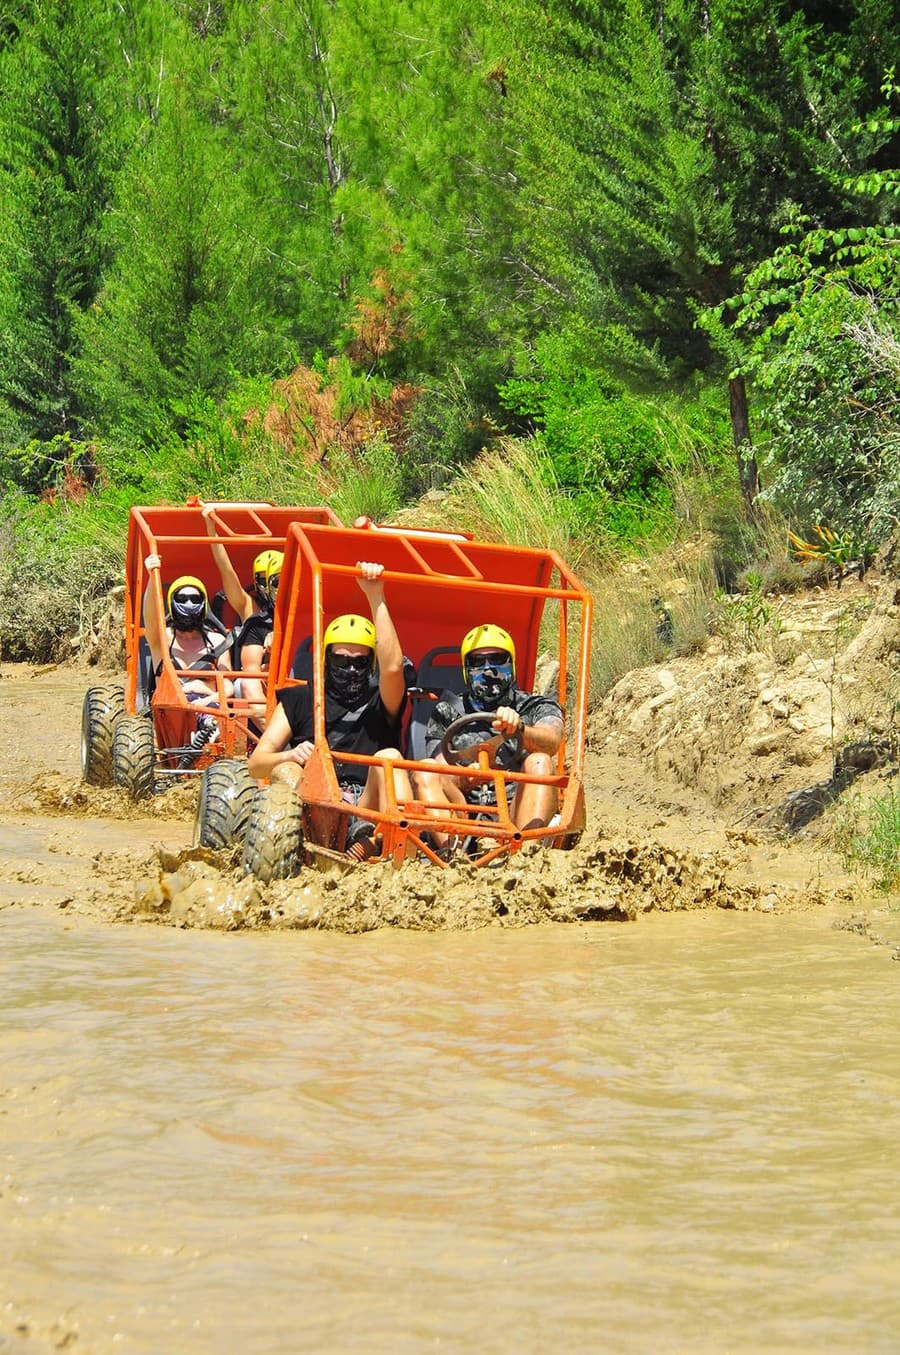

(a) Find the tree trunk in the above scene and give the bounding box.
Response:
[728,374,759,509]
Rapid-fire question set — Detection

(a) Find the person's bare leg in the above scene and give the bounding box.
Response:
[412,759,467,849]
[513,752,558,832]
[358,749,412,814]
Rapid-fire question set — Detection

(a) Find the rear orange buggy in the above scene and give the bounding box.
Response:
[232,518,592,877]
[80,500,341,802]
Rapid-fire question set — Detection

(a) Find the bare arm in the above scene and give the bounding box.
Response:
[492,706,563,756]
[247,702,312,780]
[237,639,268,728]
[202,504,255,622]
[356,560,405,718]
[142,553,165,669]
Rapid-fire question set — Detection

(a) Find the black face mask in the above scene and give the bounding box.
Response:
[325,651,372,703]
[171,594,206,632]
[254,575,272,615]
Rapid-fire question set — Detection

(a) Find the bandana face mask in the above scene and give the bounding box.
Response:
[254,573,273,615]
[325,650,373,702]
[170,590,206,632]
[465,652,514,710]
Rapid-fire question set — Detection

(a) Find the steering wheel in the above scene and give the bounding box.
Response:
[440,712,524,767]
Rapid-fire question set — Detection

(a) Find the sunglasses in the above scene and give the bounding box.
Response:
[268,575,281,593]
[174,591,204,606]
[466,651,511,671]
[330,653,372,673]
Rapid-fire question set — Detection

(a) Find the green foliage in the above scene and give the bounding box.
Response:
[499,323,730,539]
[833,785,900,893]
[441,436,604,572]
[403,368,496,493]
[0,0,125,449]
[0,433,95,498]
[502,0,900,502]
[705,69,900,542]
[714,571,783,653]
[321,433,406,525]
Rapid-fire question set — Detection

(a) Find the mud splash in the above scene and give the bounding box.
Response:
[76,818,846,934]
[4,765,854,933]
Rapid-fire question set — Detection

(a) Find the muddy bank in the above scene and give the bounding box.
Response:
[0,657,877,934]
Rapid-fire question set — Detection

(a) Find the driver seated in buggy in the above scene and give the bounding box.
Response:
[412,623,564,854]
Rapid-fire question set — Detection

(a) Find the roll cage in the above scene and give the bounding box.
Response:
[265,519,593,867]
[123,501,341,772]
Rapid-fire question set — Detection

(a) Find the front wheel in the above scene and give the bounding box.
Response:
[113,715,156,800]
[194,759,256,849]
[81,685,125,785]
[241,782,304,883]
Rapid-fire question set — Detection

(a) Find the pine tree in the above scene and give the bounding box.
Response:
[0,0,124,450]
[496,0,900,507]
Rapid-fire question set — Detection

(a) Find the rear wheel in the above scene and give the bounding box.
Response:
[194,759,256,849]
[81,685,125,786]
[113,715,156,800]
[241,782,303,883]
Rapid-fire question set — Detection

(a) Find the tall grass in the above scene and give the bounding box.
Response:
[401,437,722,698]
[832,786,900,894]
[439,437,605,574]
[0,489,124,662]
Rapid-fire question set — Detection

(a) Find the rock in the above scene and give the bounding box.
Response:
[747,731,789,756]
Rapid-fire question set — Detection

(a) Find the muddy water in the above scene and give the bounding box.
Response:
[3,906,899,1354]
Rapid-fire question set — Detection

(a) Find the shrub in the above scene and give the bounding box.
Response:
[0,490,123,661]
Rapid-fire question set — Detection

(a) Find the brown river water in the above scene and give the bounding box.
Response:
[3,907,900,1354]
[2,666,900,1352]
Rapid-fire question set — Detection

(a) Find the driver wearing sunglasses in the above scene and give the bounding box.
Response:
[248,561,413,858]
[412,621,564,850]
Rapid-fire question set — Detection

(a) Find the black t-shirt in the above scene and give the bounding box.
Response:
[236,613,272,663]
[276,681,405,788]
[425,686,564,771]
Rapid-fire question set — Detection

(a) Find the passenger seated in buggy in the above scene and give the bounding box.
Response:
[412,622,564,853]
[233,552,283,730]
[247,561,413,859]
[142,553,234,709]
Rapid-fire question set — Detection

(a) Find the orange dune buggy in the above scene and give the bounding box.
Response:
[221,517,593,877]
[80,501,341,809]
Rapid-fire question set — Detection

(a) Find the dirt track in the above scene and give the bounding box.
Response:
[0,660,862,933]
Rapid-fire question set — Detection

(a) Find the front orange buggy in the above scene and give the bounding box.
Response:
[79,500,341,805]
[232,518,592,878]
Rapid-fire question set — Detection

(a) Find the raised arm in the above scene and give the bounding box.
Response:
[142,553,165,669]
[202,504,255,622]
[356,560,405,719]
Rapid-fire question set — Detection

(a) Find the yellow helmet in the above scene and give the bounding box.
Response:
[264,551,284,587]
[324,613,376,650]
[167,575,208,613]
[253,548,282,579]
[460,622,515,668]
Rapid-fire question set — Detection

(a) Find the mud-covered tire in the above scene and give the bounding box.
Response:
[194,758,256,849]
[81,685,125,786]
[241,782,303,883]
[112,715,156,801]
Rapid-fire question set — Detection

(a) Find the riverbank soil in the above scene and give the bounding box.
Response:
[1,563,897,940]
